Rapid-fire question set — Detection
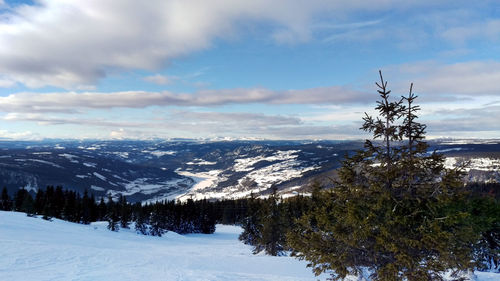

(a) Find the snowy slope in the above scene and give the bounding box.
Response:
[1,212,498,281]
[0,211,327,281]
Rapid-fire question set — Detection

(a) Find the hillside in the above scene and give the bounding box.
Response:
[0,139,499,203]
[0,211,328,281]
[0,211,498,281]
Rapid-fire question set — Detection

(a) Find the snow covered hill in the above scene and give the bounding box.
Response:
[0,139,499,203]
[0,211,498,281]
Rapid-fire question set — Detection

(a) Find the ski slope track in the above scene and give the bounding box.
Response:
[1,211,498,281]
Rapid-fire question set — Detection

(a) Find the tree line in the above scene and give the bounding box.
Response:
[0,185,237,236]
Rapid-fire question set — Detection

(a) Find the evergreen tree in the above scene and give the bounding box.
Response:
[81,190,92,224]
[20,191,35,216]
[34,189,45,215]
[1,187,12,211]
[14,188,29,211]
[119,195,131,229]
[106,195,119,232]
[289,72,479,280]
[42,186,56,219]
[149,203,164,236]
[258,189,285,256]
[62,191,77,222]
[239,193,262,247]
[134,206,149,235]
[98,197,107,221]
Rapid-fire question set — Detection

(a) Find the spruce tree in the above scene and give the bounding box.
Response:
[14,188,28,211]
[239,193,262,247]
[135,207,149,235]
[119,195,131,229]
[1,187,12,211]
[81,190,91,224]
[21,192,35,216]
[258,189,285,256]
[106,195,119,232]
[149,203,164,237]
[288,72,478,280]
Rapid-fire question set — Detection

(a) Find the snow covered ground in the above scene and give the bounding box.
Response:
[0,211,498,281]
[0,211,326,281]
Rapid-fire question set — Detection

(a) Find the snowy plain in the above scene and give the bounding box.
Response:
[0,211,498,281]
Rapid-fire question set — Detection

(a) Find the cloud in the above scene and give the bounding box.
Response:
[385,60,500,97]
[170,111,302,126]
[0,0,474,89]
[1,110,349,139]
[424,106,500,133]
[143,74,177,85]
[0,86,371,113]
[3,112,148,128]
[441,19,500,45]
[0,129,40,140]
[0,0,325,88]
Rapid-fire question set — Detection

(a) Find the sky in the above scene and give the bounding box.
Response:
[0,0,498,140]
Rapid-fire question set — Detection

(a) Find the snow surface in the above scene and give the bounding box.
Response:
[58,153,79,163]
[0,211,327,281]
[27,159,64,169]
[93,172,107,181]
[141,150,176,157]
[445,157,500,172]
[83,162,97,168]
[1,211,496,281]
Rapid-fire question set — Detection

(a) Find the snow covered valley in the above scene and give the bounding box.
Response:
[1,211,498,281]
[1,140,500,203]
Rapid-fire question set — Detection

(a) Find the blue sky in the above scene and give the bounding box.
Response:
[0,0,498,140]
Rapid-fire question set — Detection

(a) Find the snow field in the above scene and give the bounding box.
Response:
[0,211,326,281]
[1,211,497,281]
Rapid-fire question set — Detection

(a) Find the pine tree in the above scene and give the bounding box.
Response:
[149,203,164,237]
[21,191,35,216]
[289,72,478,280]
[81,190,92,224]
[135,206,149,235]
[34,189,45,215]
[97,197,107,221]
[119,195,131,229]
[258,189,286,256]
[239,193,262,247]
[1,187,12,211]
[106,195,119,232]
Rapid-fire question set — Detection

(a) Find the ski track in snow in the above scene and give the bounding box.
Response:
[0,211,328,281]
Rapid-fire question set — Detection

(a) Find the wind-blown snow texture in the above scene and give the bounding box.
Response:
[1,212,498,281]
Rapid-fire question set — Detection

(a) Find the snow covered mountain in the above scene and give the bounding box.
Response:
[0,139,499,202]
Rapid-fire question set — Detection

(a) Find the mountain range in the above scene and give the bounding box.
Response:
[0,139,499,203]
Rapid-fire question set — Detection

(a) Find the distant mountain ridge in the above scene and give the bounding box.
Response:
[0,139,499,202]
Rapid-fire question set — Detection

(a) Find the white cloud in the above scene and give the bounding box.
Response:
[0,86,371,113]
[441,19,500,45]
[1,110,350,139]
[0,129,40,140]
[143,74,177,85]
[110,128,126,139]
[0,0,325,88]
[387,61,500,97]
[0,0,471,89]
